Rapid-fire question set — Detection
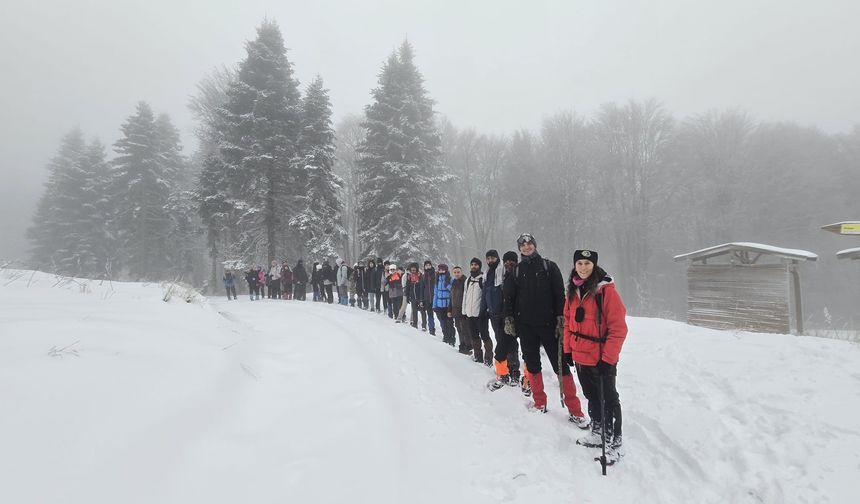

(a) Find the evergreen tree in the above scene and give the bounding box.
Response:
[292,75,344,259]
[218,19,302,264]
[109,101,174,279]
[357,41,452,261]
[75,139,112,275]
[27,129,86,271]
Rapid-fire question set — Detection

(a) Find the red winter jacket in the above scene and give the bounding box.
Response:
[563,277,627,366]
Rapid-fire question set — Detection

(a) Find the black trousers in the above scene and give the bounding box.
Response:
[383,291,391,316]
[468,315,493,362]
[453,315,469,350]
[434,309,455,344]
[294,282,306,300]
[324,284,334,304]
[576,363,622,437]
[410,301,427,327]
[391,296,403,317]
[490,316,520,378]
[225,286,237,299]
[269,281,280,299]
[518,321,571,376]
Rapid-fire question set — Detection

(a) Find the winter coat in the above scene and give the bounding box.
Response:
[354,267,367,294]
[563,275,627,366]
[223,272,235,288]
[421,270,436,301]
[481,264,504,317]
[269,266,281,281]
[363,265,378,293]
[349,269,358,293]
[337,264,349,286]
[462,272,484,318]
[281,267,293,286]
[432,273,453,309]
[321,264,333,285]
[293,263,308,284]
[503,252,564,326]
[387,271,404,298]
[311,265,321,285]
[245,271,258,287]
[257,270,266,285]
[449,276,466,316]
[405,272,425,304]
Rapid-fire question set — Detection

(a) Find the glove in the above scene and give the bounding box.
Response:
[504,317,516,336]
[555,315,565,339]
[563,353,574,366]
[596,360,615,376]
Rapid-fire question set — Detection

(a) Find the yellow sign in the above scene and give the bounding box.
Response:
[841,223,860,235]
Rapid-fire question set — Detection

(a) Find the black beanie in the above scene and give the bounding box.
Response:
[485,249,499,260]
[503,251,518,263]
[470,257,482,269]
[573,249,598,265]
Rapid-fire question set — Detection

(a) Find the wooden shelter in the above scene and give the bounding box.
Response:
[673,243,817,334]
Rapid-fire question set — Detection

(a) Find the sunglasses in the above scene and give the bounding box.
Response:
[575,306,585,323]
[517,233,535,245]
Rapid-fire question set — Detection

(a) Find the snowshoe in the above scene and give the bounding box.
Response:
[472,355,483,364]
[520,376,531,397]
[576,424,606,448]
[421,327,427,332]
[596,444,624,466]
[508,374,520,388]
[487,375,510,391]
[429,330,436,336]
[568,415,591,430]
[525,402,547,413]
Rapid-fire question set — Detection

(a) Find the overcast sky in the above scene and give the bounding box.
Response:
[2,0,859,259]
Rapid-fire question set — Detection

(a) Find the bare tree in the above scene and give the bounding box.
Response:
[333,114,365,263]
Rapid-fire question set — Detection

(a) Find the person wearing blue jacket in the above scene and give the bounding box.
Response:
[432,263,455,345]
[223,271,237,300]
[405,263,425,330]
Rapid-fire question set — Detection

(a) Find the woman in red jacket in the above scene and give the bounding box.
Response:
[562,249,627,456]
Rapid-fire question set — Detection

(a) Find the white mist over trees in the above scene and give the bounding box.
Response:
[24,17,860,329]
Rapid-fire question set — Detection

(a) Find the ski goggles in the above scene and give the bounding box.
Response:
[516,233,536,246]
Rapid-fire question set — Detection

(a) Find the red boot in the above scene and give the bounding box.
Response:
[528,371,547,412]
[561,373,585,418]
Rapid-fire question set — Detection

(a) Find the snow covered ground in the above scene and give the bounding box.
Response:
[1,270,859,503]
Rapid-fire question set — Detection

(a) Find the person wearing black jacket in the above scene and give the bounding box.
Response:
[311,262,321,301]
[503,233,586,423]
[364,259,379,311]
[293,260,308,301]
[245,268,259,301]
[405,263,426,330]
[421,260,436,335]
[321,260,334,304]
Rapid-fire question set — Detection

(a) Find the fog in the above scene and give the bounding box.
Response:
[2,0,859,260]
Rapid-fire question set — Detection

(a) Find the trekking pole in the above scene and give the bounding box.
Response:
[594,299,608,475]
[558,320,564,407]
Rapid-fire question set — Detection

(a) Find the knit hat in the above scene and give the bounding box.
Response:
[485,249,499,260]
[503,251,518,263]
[423,260,433,267]
[470,257,482,269]
[573,249,598,265]
[517,232,537,248]
[438,263,449,272]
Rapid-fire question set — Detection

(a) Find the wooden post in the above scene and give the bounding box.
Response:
[789,262,804,335]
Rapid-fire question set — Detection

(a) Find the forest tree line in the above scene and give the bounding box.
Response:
[27,19,860,327]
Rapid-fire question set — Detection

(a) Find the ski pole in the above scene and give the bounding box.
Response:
[558,319,564,407]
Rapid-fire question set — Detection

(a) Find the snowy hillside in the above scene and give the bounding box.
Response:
[1,270,858,504]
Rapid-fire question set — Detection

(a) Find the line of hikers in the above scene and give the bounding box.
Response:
[222,233,629,461]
